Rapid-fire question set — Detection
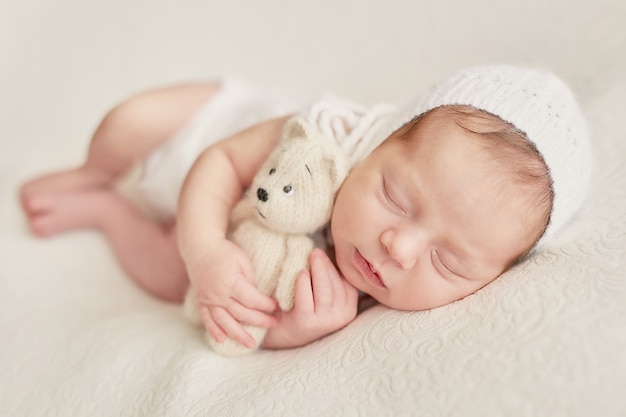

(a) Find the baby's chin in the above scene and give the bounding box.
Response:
[370,292,456,312]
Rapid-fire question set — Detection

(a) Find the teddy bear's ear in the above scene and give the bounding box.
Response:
[323,149,349,192]
[282,117,316,141]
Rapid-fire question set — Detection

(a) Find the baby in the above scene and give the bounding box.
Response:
[20,66,592,350]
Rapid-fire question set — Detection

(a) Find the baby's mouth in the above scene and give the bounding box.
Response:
[355,249,386,288]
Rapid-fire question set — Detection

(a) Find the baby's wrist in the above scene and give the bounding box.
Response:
[179,233,225,264]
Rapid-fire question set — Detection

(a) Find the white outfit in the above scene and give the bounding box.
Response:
[137,78,394,218]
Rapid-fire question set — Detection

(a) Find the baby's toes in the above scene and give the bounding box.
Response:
[20,190,53,216]
[25,191,104,237]
[28,212,58,237]
[23,195,70,237]
[19,182,36,212]
[28,206,80,237]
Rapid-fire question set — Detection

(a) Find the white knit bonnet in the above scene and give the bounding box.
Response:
[377,65,592,246]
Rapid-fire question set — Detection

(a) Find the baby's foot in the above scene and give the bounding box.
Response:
[25,189,114,237]
[20,166,110,218]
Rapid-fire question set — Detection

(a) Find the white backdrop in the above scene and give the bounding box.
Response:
[2,0,625,168]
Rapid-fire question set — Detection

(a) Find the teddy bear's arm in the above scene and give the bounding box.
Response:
[274,236,315,311]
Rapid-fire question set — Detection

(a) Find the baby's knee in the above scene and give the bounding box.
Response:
[98,83,220,139]
[99,94,153,135]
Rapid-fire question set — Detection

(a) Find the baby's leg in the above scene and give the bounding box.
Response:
[19,83,219,302]
[20,83,219,220]
[35,188,188,301]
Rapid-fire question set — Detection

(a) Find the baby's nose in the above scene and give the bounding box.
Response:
[257,188,269,202]
[380,229,421,270]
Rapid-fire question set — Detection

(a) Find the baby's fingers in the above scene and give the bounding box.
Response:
[293,269,314,313]
[228,302,278,328]
[208,305,256,349]
[232,278,279,312]
[311,248,358,306]
[309,249,334,312]
[200,305,226,343]
[340,278,359,308]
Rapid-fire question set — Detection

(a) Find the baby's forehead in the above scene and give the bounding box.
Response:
[382,113,540,198]
[394,107,539,167]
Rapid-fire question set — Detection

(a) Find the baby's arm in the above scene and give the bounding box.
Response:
[177,115,291,348]
[262,249,359,350]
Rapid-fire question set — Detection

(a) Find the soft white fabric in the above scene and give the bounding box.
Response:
[138,80,391,217]
[2,0,626,416]
[138,78,303,217]
[298,94,395,167]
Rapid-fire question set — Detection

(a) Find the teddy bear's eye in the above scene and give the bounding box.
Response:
[269,168,276,175]
[283,185,294,195]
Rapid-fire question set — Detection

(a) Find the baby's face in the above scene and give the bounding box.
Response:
[331,111,535,310]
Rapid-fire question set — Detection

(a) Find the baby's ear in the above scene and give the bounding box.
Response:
[282,117,316,141]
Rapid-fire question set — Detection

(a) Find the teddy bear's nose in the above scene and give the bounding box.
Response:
[257,187,268,202]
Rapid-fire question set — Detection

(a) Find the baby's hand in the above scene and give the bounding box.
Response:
[262,248,359,349]
[188,238,279,348]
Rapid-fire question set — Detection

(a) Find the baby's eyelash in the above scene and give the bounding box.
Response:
[382,178,405,214]
[434,251,473,281]
[432,250,458,279]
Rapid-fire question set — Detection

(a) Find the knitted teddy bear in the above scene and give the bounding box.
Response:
[183,117,348,356]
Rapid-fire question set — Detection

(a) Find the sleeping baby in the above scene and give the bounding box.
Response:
[20,66,592,350]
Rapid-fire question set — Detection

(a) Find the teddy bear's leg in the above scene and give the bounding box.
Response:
[274,272,297,312]
[275,237,314,311]
[182,287,203,326]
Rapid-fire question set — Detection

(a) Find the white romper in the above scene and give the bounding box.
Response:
[137,78,395,219]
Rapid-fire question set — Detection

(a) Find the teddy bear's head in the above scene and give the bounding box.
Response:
[248,118,348,235]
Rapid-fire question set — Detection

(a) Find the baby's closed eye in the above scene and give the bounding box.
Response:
[381,177,407,215]
[432,250,467,281]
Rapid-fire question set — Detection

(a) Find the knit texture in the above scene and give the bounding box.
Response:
[375,66,592,244]
[299,94,395,168]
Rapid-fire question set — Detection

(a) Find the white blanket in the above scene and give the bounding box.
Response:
[2,0,625,416]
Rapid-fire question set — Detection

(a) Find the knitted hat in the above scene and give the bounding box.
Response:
[377,65,592,246]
